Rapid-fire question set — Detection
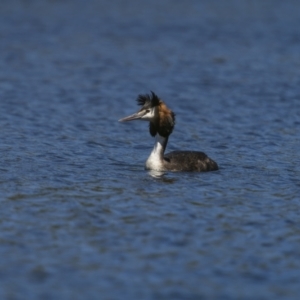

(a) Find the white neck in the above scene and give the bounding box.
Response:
[145,134,168,171]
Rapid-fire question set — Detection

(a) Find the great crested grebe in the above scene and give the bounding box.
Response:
[119,92,218,172]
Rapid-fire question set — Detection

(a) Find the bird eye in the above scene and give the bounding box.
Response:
[146,109,150,113]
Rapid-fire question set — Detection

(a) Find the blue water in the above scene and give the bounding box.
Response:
[0,0,300,299]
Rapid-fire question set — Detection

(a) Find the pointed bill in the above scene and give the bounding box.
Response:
[118,110,145,122]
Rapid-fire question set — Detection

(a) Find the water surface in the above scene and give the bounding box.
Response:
[0,0,300,299]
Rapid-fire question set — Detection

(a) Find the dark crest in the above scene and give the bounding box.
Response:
[136,91,160,108]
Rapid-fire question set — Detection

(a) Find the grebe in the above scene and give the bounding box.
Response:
[119,92,218,172]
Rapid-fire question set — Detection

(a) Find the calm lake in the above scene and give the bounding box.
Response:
[0,0,299,299]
